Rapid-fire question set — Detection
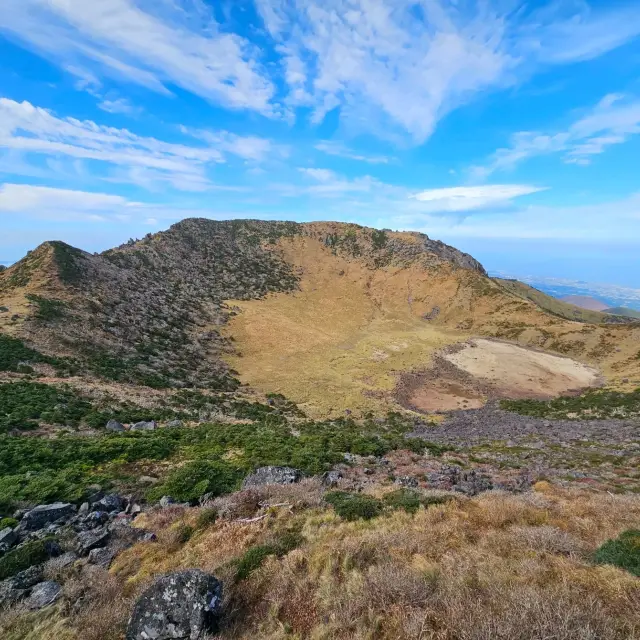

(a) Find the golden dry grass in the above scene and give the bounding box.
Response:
[223,237,640,417]
[3,484,640,639]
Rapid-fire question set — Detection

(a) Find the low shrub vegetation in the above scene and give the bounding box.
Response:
[0,539,57,580]
[325,491,384,521]
[593,529,640,576]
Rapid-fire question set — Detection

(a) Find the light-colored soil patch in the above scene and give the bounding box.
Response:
[444,338,601,399]
[408,380,485,412]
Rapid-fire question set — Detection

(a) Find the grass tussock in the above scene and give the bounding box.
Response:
[3,484,640,640]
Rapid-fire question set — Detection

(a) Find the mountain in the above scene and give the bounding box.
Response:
[2,219,640,640]
[559,295,610,311]
[2,219,639,417]
[604,306,640,319]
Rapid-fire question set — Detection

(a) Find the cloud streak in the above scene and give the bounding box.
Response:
[472,94,640,178]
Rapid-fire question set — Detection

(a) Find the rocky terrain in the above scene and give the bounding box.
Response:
[0,218,638,639]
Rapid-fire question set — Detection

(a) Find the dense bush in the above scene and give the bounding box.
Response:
[383,489,423,514]
[195,507,218,529]
[501,388,640,420]
[148,460,242,503]
[325,491,383,521]
[0,517,18,529]
[0,539,58,580]
[593,529,640,576]
[25,294,66,321]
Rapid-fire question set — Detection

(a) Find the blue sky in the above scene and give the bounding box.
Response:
[0,0,639,288]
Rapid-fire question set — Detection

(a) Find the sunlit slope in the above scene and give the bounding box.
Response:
[224,234,640,416]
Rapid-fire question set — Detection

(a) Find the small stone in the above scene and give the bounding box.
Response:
[164,419,183,428]
[95,494,125,513]
[79,502,90,514]
[0,527,17,550]
[242,466,303,489]
[138,476,158,485]
[159,496,176,508]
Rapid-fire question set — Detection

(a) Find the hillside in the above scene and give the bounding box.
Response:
[560,294,610,311]
[605,306,640,319]
[493,278,623,324]
[1,219,640,640]
[1,219,640,417]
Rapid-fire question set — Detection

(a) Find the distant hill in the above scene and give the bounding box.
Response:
[560,295,609,311]
[493,278,627,324]
[604,306,640,319]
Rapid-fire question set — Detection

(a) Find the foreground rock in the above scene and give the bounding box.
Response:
[130,421,156,431]
[25,580,61,610]
[106,419,125,432]
[126,570,223,640]
[242,466,302,488]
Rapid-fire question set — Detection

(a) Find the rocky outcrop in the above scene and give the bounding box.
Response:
[20,503,75,531]
[126,570,223,640]
[242,466,303,488]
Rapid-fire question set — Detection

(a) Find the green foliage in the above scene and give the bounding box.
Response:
[0,539,56,580]
[195,507,218,530]
[174,522,194,544]
[0,517,18,529]
[383,489,422,514]
[235,530,303,580]
[148,459,242,503]
[25,295,66,321]
[325,491,383,521]
[0,382,92,433]
[501,388,640,420]
[371,229,388,250]
[50,241,84,285]
[593,529,640,577]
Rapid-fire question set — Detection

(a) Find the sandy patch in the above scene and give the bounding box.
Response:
[444,339,601,399]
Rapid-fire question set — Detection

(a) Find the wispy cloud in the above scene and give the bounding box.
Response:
[472,94,640,178]
[98,97,140,115]
[255,0,640,141]
[315,141,392,164]
[409,185,545,212]
[0,0,275,113]
[0,98,280,191]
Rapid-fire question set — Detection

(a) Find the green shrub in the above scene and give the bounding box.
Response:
[0,517,18,529]
[148,459,241,503]
[195,507,218,530]
[174,523,194,544]
[0,539,57,580]
[235,530,303,580]
[383,489,423,514]
[593,529,640,576]
[25,295,66,321]
[325,491,383,521]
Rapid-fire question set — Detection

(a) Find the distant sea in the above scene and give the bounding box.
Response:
[490,272,640,311]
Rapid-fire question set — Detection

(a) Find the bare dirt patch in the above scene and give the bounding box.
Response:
[397,339,602,413]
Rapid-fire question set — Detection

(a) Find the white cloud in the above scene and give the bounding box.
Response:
[0,98,282,191]
[254,0,640,142]
[0,0,275,114]
[409,185,545,212]
[98,98,139,115]
[315,141,392,164]
[181,127,283,163]
[473,94,640,178]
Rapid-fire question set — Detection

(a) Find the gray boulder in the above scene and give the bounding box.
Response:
[164,419,183,428]
[76,528,110,556]
[242,466,302,489]
[21,503,74,531]
[130,421,156,431]
[395,476,419,489]
[25,581,61,610]
[88,547,116,568]
[321,470,342,487]
[106,419,125,432]
[95,493,125,512]
[126,570,223,640]
[0,526,17,551]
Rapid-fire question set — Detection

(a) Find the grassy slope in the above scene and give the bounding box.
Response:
[605,307,640,319]
[493,278,614,324]
[225,238,640,416]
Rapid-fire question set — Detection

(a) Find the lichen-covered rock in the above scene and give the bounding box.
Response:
[106,419,125,432]
[21,503,74,531]
[242,466,302,489]
[88,547,115,568]
[95,493,125,513]
[0,526,17,551]
[130,421,156,431]
[76,528,110,556]
[126,569,222,640]
[25,581,61,609]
